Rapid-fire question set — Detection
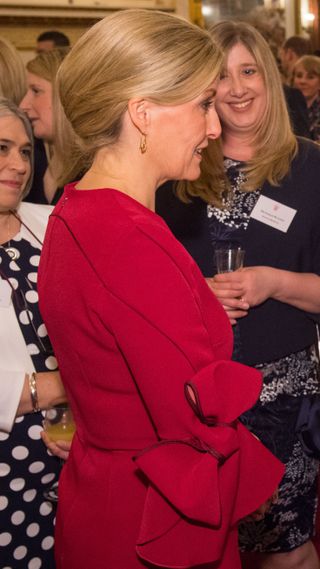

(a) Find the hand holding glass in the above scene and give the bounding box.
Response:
[43,406,75,443]
[214,247,245,274]
[43,406,75,503]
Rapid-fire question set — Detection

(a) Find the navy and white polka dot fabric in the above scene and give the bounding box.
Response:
[0,235,61,569]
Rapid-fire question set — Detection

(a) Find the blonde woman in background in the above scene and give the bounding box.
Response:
[0,37,26,106]
[293,55,320,142]
[37,9,284,569]
[20,48,69,205]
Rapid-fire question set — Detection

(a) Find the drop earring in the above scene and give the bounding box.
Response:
[139,134,147,154]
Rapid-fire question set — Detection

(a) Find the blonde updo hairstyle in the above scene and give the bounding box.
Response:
[0,37,26,105]
[56,9,223,185]
[0,97,34,197]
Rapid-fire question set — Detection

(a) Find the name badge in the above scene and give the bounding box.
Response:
[0,278,12,308]
[250,195,297,233]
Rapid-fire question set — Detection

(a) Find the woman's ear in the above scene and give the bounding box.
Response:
[127,98,151,133]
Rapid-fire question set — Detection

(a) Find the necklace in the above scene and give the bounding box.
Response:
[0,212,19,261]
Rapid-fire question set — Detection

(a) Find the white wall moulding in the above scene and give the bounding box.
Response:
[0,0,175,9]
[73,0,175,8]
[0,0,70,4]
[0,0,176,20]
[0,0,177,56]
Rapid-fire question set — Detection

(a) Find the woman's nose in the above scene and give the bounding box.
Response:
[19,92,31,112]
[229,75,247,97]
[206,108,222,140]
[9,150,27,173]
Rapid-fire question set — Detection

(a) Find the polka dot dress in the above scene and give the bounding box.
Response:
[0,235,61,569]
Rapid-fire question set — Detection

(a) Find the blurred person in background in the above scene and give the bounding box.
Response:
[279,35,312,84]
[36,30,70,54]
[293,55,320,142]
[0,97,66,569]
[282,83,310,138]
[0,37,26,106]
[20,48,69,205]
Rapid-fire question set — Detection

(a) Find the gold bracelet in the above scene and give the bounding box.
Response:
[29,372,40,413]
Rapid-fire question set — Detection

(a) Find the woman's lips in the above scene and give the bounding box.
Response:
[0,180,22,189]
[228,99,252,110]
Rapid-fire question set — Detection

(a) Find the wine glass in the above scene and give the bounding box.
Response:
[42,405,75,502]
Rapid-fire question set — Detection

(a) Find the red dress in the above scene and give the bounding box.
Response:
[38,183,284,569]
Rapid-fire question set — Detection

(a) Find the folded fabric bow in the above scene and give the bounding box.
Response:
[134,361,285,568]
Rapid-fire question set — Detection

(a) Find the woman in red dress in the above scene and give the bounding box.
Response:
[38,9,284,569]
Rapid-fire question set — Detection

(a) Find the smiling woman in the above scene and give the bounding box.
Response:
[0,115,31,205]
[156,20,320,569]
[0,97,67,569]
[215,43,266,149]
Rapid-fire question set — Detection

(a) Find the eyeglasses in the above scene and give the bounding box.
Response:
[0,269,54,356]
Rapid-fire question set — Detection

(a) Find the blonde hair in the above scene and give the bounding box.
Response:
[0,37,26,105]
[26,47,70,84]
[293,55,320,77]
[55,9,223,185]
[26,48,69,182]
[0,97,34,197]
[180,20,297,205]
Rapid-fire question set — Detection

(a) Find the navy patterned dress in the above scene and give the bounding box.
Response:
[207,159,320,553]
[0,233,61,569]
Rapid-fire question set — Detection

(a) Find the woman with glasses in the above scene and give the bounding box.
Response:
[0,97,66,569]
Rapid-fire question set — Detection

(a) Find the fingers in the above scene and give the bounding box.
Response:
[52,447,70,461]
[41,430,71,461]
[210,283,249,305]
[224,309,248,325]
[223,296,249,308]
[206,277,249,322]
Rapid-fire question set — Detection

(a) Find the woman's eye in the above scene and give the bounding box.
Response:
[0,143,8,154]
[30,87,41,95]
[21,148,32,160]
[202,99,214,112]
[243,67,256,76]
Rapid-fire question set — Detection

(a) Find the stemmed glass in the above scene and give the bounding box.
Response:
[42,405,75,502]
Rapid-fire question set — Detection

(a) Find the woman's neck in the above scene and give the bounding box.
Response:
[76,149,156,211]
[221,132,255,161]
[0,210,21,245]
